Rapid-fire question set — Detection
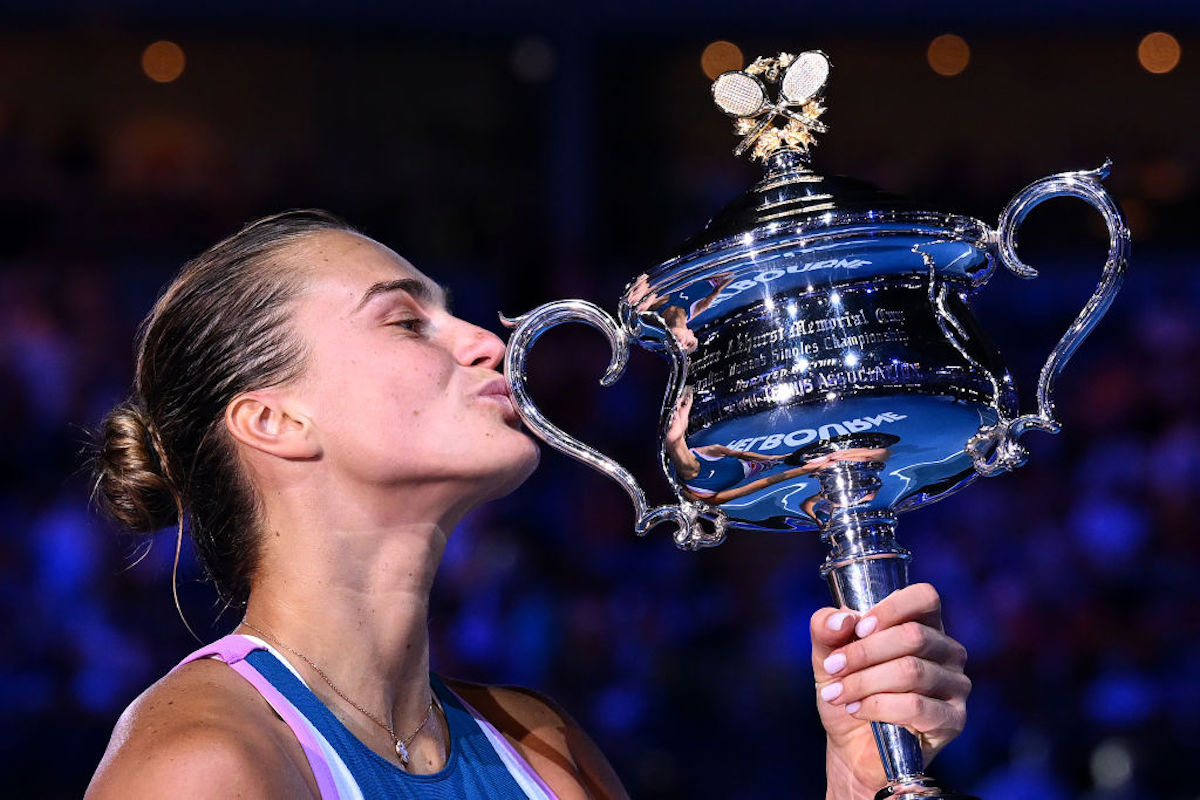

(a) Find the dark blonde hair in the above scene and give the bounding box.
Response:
[94,209,356,606]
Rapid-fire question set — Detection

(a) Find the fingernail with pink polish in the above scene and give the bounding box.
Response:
[846,701,861,714]
[823,653,846,675]
[855,616,877,638]
[827,611,852,632]
[820,682,843,702]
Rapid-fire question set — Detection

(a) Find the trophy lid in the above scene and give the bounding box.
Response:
[675,153,918,255]
[658,50,992,277]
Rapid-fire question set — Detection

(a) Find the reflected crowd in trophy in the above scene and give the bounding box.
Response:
[0,8,1196,798]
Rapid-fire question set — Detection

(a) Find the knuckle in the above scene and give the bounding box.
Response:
[899,621,927,651]
[900,655,925,684]
[900,693,926,721]
[914,582,941,610]
[945,699,967,733]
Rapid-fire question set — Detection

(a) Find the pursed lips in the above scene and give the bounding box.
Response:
[477,376,519,421]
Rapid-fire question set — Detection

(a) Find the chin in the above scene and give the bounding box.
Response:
[504,436,542,492]
[476,435,541,503]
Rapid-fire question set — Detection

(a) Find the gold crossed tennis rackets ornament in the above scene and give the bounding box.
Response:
[711,50,830,161]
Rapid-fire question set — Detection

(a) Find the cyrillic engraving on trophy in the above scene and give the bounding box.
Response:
[718,413,909,457]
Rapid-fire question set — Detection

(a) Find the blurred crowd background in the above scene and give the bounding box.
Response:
[0,1,1196,797]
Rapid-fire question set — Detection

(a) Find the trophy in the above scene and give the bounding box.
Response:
[503,50,1128,799]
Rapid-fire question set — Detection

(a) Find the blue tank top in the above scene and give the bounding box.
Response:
[243,647,544,798]
[684,448,771,495]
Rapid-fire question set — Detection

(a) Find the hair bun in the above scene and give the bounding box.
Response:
[94,401,182,533]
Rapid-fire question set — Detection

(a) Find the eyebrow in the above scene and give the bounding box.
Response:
[353,278,451,313]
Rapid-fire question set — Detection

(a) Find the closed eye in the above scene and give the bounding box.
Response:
[388,317,427,334]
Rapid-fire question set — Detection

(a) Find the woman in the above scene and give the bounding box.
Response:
[88,211,970,799]
[664,387,894,507]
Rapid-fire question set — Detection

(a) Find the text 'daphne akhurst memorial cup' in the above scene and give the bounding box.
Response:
[503,50,1129,800]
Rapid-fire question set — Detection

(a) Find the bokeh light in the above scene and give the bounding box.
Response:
[701,40,744,80]
[1090,739,1134,790]
[1138,32,1181,74]
[927,33,970,76]
[141,40,186,83]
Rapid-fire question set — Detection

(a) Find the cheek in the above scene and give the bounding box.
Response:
[398,364,456,418]
[347,351,447,409]
[303,339,461,441]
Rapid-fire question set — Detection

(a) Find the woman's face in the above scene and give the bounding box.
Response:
[281,230,539,514]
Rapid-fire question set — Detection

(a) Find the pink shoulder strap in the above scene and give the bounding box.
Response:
[445,685,560,799]
[173,634,342,799]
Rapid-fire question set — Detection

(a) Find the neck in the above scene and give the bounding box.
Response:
[240,515,453,745]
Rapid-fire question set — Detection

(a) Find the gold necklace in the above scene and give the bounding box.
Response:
[240,620,436,766]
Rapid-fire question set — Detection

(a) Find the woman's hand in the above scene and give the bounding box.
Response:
[810,583,970,799]
[625,273,665,312]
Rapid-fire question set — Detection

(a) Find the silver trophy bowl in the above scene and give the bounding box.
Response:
[503,51,1129,799]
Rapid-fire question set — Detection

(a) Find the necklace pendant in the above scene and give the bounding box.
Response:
[396,740,410,765]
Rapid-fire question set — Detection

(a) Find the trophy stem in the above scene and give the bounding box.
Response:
[817,470,978,800]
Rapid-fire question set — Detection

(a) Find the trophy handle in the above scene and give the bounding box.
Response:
[502,299,722,547]
[968,160,1130,475]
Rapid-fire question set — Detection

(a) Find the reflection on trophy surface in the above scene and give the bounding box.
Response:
[504,48,1129,800]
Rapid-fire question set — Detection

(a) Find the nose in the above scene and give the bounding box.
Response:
[454,319,506,370]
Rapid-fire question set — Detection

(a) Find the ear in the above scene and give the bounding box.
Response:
[225,391,321,460]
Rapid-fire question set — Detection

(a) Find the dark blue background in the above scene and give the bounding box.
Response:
[0,2,1195,796]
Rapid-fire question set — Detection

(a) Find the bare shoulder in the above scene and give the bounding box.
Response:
[87,658,318,800]
[445,679,630,800]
